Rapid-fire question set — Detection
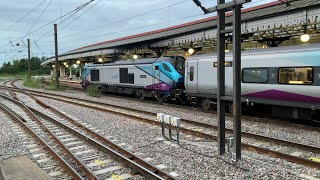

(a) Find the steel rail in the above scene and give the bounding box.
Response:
[3,87,174,180]
[0,103,84,180]
[6,80,320,129]
[43,79,320,128]
[13,89,320,170]
[35,103,174,179]
[6,83,320,132]
[20,88,320,155]
[0,94,99,179]
[28,106,172,180]
[5,80,320,169]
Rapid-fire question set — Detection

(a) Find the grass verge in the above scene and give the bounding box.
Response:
[86,84,100,97]
[23,78,44,88]
[42,79,68,91]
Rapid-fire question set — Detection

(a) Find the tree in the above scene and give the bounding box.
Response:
[0,56,50,75]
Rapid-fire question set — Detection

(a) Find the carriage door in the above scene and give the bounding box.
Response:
[186,59,198,93]
[153,65,161,89]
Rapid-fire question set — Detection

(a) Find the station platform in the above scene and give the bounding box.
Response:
[59,79,81,84]
[0,156,50,180]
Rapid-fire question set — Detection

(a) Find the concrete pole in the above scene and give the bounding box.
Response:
[79,64,82,79]
[69,60,72,80]
[54,24,59,88]
[27,39,31,77]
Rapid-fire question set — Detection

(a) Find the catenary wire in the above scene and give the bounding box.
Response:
[25,0,55,36]
[2,0,47,32]
[54,13,203,51]
[58,0,190,39]
[0,0,95,49]
[59,0,102,31]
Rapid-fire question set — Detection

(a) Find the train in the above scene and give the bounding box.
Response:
[81,44,320,121]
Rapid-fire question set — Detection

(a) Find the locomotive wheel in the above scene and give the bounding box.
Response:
[202,98,212,111]
[156,95,168,103]
[136,90,146,100]
[228,102,234,114]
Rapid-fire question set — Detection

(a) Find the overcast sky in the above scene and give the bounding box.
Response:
[0,0,275,66]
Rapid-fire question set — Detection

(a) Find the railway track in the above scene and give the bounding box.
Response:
[40,78,320,128]
[4,81,320,171]
[6,80,320,132]
[0,85,175,179]
[0,104,81,179]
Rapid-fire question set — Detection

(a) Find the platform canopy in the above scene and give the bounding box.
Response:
[42,0,320,66]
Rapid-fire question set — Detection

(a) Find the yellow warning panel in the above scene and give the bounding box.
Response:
[111,174,124,180]
[309,157,320,163]
[94,159,106,167]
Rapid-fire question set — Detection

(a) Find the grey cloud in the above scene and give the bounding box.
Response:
[0,0,271,65]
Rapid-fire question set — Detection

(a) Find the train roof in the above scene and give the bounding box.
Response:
[190,43,320,59]
[86,56,183,67]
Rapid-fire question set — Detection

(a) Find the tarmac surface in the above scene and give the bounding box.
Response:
[0,156,50,180]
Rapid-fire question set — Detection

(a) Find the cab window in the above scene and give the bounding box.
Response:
[162,63,171,72]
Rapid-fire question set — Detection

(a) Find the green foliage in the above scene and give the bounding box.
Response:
[22,76,67,91]
[86,85,100,97]
[0,56,50,76]
[44,78,67,91]
[23,77,44,88]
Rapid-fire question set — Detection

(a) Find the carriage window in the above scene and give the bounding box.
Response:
[190,66,194,81]
[242,68,268,83]
[279,67,313,85]
[162,63,171,72]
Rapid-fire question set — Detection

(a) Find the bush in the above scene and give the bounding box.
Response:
[43,78,67,91]
[23,78,43,88]
[86,85,100,97]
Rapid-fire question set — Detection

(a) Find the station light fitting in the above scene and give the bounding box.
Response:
[188,48,195,55]
[76,60,81,64]
[300,34,310,43]
[133,55,138,59]
[65,65,69,68]
[98,58,103,62]
[301,25,310,43]
[52,65,55,68]
[63,62,67,66]
[225,49,230,52]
